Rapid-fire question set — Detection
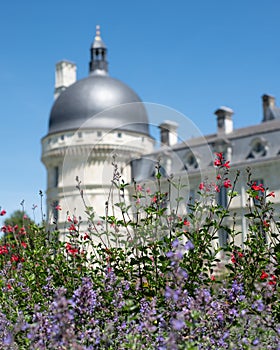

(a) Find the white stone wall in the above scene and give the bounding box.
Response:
[41,128,154,229]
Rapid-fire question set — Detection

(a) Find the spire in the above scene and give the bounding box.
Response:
[89,25,108,74]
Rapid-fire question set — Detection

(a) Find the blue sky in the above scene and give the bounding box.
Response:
[1,0,280,221]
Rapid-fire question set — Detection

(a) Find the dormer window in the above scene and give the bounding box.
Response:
[184,152,198,170]
[247,137,267,159]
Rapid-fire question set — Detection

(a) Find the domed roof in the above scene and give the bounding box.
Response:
[48,27,150,136]
[49,74,150,135]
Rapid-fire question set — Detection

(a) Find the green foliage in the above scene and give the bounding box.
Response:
[0,157,279,348]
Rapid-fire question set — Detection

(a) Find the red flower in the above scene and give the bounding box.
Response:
[215,152,223,161]
[183,219,190,226]
[223,179,232,188]
[216,174,221,180]
[68,224,77,231]
[263,220,270,228]
[260,271,269,280]
[231,254,236,264]
[65,242,79,256]
[267,191,275,198]
[0,245,9,254]
[214,159,222,167]
[19,227,26,235]
[21,242,27,248]
[1,226,7,233]
[152,196,157,203]
[268,275,277,285]
[199,182,205,190]
[223,161,230,169]
[83,233,90,240]
[0,210,6,216]
[237,251,243,258]
[7,284,12,290]
[55,205,62,211]
[251,182,265,193]
[11,254,20,262]
[210,275,216,281]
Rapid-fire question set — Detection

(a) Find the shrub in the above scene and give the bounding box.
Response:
[0,154,279,349]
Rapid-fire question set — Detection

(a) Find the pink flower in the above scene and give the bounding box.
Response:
[210,275,215,281]
[136,198,140,205]
[146,187,151,194]
[55,205,62,210]
[136,184,143,192]
[0,210,6,216]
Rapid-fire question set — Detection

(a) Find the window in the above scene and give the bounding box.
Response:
[217,186,228,247]
[52,200,59,223]
[186,189,195,212]
[54,166,59,187]
[117,132,122,138]
[97,131,102,137]
[78,132,83,138]
[184,152,198,171]
[247,138,267,159]
[60,135,65,141]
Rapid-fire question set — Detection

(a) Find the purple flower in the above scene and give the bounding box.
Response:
[252,338,259,346]
[185,240,194,250]
[171,317,185,330]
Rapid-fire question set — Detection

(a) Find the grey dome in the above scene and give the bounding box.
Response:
[49,74,150,135]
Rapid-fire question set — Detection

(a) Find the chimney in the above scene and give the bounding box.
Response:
[54,61,77,99]
[159,120,178,146]
[262,94,275,122]
[214,106,234,135]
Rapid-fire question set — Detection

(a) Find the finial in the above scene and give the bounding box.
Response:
[95,25,101,40]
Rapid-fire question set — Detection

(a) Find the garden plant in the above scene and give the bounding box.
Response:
[0,153,279,349]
